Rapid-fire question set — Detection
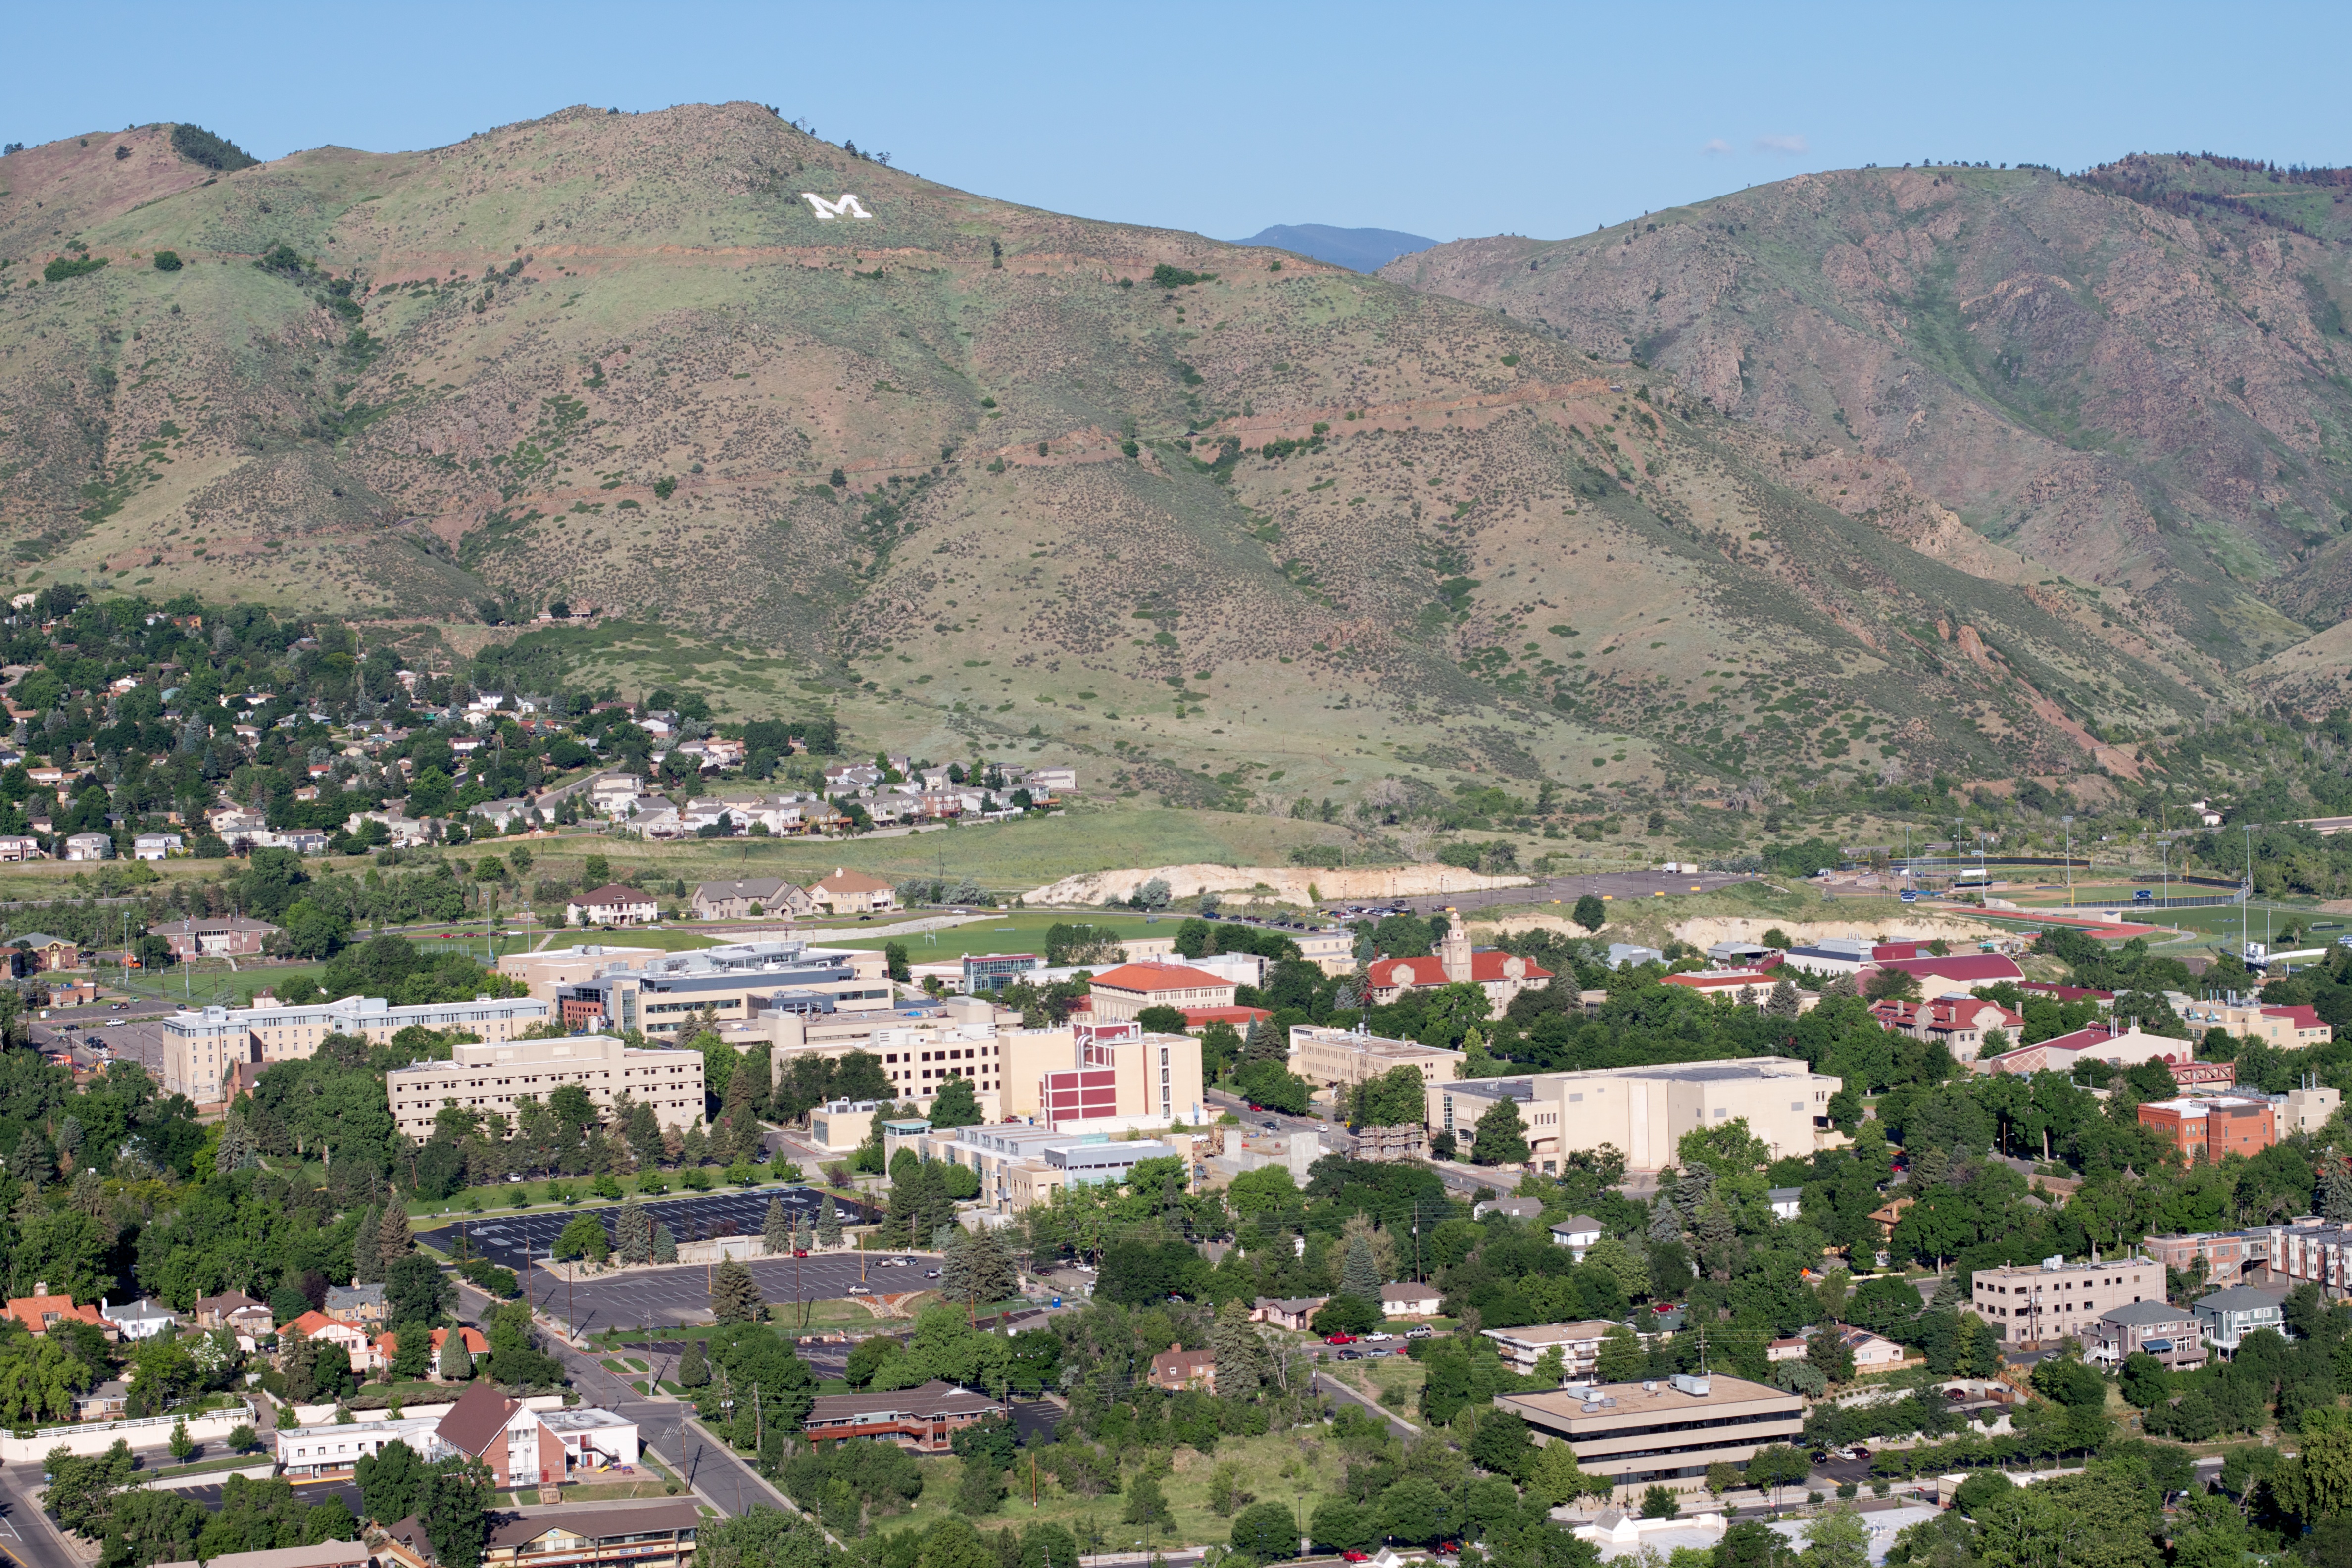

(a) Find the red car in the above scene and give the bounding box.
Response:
[1325,1332,1357,1345]
[794,1249,809,1258]
[1345,1554,1372,1563]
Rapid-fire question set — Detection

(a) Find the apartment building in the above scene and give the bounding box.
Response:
[386,1034,706,1141]
[2175,998,2332,1049]
[1428,1056,1842,1172]
[1288,1023,1464,1097]
[555,941,893,1035]
[158,994,551,1103]
[1482,1321,1619,1379]
[1970,1254,2160,1345]
[1493,1373,1805,1492]
[2084,1301,2205,1372]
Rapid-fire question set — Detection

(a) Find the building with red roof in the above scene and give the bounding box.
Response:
[1869,953,2024,989]
[1660,967,1781,997]
[1869,996,2022,1061]
[374,1324,488,1379]
[281,1308,380,1369]
[2175,997,2332,1049]
[1974,1021,2195,1078]
[1367,915,1551,1008]
[2019,981,2117,1007]
[1086,962,1237,1021]
[3,1292,112,1339]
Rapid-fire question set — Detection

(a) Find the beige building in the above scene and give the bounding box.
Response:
[1085,962,1238,1022]
[386,1033,706,1141]
[160,994,551,1104]
[1289,1023,1463,1095]
[692,877,815,921]
[807,868,896,914]
[1429,1056,1841,1171]
[1495,1374,1806,1493]
[1970,1254,2161,1345]
[496,945,662,1001]
[1483,1321,1620,1379]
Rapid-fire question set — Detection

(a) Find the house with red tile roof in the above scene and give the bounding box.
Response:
[1086,962,1237,1021]
[374,1325,488,1379]
[3,1292,112,1339]
[1868,996,2022,1062]
[1367,915,1551,1008]
[1660,967,1782,998]
[1867,953,2024,989]
[281,1309,379,1369]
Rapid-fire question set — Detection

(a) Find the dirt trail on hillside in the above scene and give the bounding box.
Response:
[1027,862,1529,907]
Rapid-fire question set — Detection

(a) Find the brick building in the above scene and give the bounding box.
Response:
[2138,1096,2276,1162]
[801,1379,1002,1451]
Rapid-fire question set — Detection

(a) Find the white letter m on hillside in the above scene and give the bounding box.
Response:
[800,192,872,221]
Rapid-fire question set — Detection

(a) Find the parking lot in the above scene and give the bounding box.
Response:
[516,1244,944,1335]
[415,1188,875,1271]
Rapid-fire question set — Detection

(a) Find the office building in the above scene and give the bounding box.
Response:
[1970,1254,2160,1345]
[159,994,552,1103]
[2138,1096,2276,1161]
[1427,1057,1842,1172]
[1288,1023,1464,1097]
[386,1033,705,1141]
[1493,1373,1805,1492]
[899,1118,1187,1212]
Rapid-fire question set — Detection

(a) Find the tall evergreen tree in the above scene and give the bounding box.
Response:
[1340,1231,1382,1303]
[710,1260,764,1323]
[354,1206,385,1284]
[816,1194,842,1247]
[1209,1300,1269,1398]
[652,1223,678,1264]
[1242,1015,1287,1064]
[377,1203,415,1264]
[616,1200,653,1265]
[677,1339,709,1388]
[940,1226,1019,1307]
[439,1329,475,1381]
[761,1198,792,1255]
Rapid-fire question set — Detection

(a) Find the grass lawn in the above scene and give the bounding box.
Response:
[851,1426,1338,1550]
[1320,1351,1426,1417]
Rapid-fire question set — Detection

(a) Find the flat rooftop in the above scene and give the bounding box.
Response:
[1497,1374,1797,1425]
[1484,1321,1620,1346]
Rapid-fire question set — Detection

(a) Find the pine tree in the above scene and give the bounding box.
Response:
[794,1215,814,1252]
[377,1203,414,1264]
[1764,979,1802,1020]
[816,1194,841,1248]
[677,1339,709,1388]
[438,1329,474,1381]
[940,1226,1019,1307]
[2324,1162,2352,1223]
[353,1206,384,1285]
[1243,1015,1287,1064]
[1210,1300,1268,1398]
[763,1198,793,1255]
[617,1200,653,1265]
[1340,1231,1382,1304]
[652,1223,678,1264]
[710,1260,764,1323]
[213,1113,259,1175]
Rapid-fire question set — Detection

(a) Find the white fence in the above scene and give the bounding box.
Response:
[2,1400,261,1463]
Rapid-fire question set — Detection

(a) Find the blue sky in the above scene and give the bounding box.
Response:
[14,1,2352,245]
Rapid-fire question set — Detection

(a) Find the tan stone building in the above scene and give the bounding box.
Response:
[806,868,896,915]
[385,1032,706,1141]
[160,994,551,1104]
[1425,1055,1842,1171]
[1084,962,1237,1022]
[1494,1374,1805,1493]
[1288,1023,1463,1095]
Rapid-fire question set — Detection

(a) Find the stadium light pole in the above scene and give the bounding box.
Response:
[2061,816,2073,906]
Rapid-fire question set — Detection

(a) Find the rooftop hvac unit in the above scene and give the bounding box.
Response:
[1669,1373,1712,1397]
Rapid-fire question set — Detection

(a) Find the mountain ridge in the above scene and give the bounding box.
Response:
[1231,224,1437,273]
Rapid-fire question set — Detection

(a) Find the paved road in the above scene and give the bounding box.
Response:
[1205,1089,1351,1157]
[0,1466,71,1568]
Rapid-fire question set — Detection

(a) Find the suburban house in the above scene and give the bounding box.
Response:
[566,884,661,927]
[0,836,43,862]
[4,1292,112,1338]
[193,1290,273,1337]
[133,833,184,860]
[323,1284,386,1324]
[691,877,813,921]
[806,868,897,915]
[800,1379,1002,1452]
[468,1503,701,1568]
[373,1325,488,1378]
[2195,1283,2289,1357]
[282,1309,379,1370]
[1380,1282,1443,1317]
[2085,1300,2206,1371]
[1367,919,1552,1008]
[1837,1323,1907,1370]
[1767,1187,1804,1221]
[63,833,111,861]
[1146,1342,1217,1392]
[1251,1296,1327,1331]
[101,1298,178,1341]
[1549,1216,1605,1259]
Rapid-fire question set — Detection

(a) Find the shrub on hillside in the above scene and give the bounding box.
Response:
[170,123,258,171]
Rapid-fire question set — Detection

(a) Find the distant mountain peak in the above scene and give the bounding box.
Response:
[1231,223,1437,272]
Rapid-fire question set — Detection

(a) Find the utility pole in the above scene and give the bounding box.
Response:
[2061,815,2073,906]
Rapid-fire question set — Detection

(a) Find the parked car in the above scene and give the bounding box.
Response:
[1363,1331,1393,1341]
[1405,1326,1434,1339]
[1338,1350,1363,1360]
[926,1269,942,1279]
[1345,1554,1372,1564]
[1325,1332,1357,1345]
[794,1249,809,1258]
[847,1283,871,1295]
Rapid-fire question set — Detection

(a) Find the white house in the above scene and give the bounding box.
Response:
[1549,1215,1604,1260]
[1379,1282,1443,1317]
[1767,1187,1803,1222]
[133,833,184,861]
[63,833,112,862]
[101,1297,177,1341]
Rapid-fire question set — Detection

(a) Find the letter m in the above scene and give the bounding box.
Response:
[800,193,873,221]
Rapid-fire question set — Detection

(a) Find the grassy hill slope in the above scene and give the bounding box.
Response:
[1381,157,2352,670]
[0,112,2244,823]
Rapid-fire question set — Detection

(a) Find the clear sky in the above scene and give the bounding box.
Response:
[13,1,2352,245]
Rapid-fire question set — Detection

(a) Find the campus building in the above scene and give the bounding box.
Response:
[385,1033,706,1142]
[1427,1056,1843,1173]
[2138,1095,2277,1161]
[1969,1254,2161,1345]
[159,994,552,1104]
[1493,1373,1806,1493]
[897,1119,1189,1212]
[1288,1023,1464,1095]
[553,941,893,1035]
